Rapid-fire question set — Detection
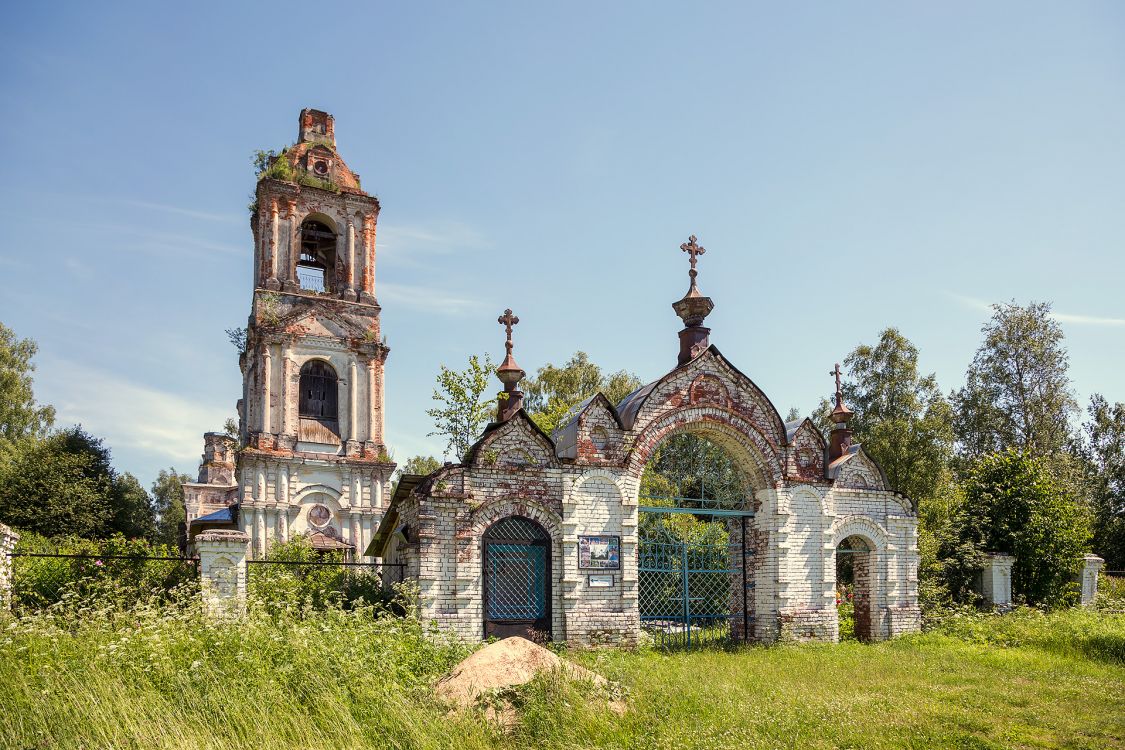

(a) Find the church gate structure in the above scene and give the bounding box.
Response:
[373,235,922,646]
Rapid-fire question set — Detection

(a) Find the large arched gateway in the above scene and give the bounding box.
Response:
[372,237,921,646]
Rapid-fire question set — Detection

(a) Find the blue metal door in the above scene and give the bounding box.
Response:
[483,516,551,639]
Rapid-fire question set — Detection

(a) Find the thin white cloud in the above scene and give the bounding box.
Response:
[378,221,489,258]
[37,357,230,470]
[947,291,1125,327]
[944,291,992,312]
[0,187,243,224]
[1050,312,1125,327]
[378,281,484,315]
[110,198,243,224]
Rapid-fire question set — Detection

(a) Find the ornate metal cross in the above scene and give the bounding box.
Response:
[498,308,519,353]
[831,363,843,404]
[680,234,706,281]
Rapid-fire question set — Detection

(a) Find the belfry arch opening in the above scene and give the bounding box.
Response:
[297,218,336,293]
[637,428,760,647]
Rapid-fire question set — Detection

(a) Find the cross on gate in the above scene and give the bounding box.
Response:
[498,308,519,353]
[680,234,706,278]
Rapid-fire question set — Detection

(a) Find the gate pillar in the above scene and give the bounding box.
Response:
[197,530,251,618]
[0,522,17,612]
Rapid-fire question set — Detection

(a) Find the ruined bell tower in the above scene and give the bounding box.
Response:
[218,109,393,558]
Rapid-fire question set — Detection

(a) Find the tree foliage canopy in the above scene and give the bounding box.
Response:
[523,351,641,436]
[0,322,55,452]
[831,328,955,504]
[425,354,496,461]
[0,426,158,540]
[1082,395,1125,569]
[945,449,1090,606]
[953,301,1077,459]
[152,468,191,547]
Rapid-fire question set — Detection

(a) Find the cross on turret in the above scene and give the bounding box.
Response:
[831,363,844,407]
[498,308,519,354]
[680,234,706,288]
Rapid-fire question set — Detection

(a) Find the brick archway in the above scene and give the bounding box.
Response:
[626,406,784,498]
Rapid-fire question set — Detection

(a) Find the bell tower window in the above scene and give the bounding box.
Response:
[297,219,336,293]
[298,360,340,444]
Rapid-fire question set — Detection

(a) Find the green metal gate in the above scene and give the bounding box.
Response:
[638,498,754,648]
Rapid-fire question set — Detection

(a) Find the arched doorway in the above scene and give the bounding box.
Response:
[836,535,876,641]
[636,429,760,647]
[482,516,552,640]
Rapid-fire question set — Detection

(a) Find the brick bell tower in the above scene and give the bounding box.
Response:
[236,109,393,559]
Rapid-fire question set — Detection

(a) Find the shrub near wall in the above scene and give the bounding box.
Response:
[10,533,198,611]
[946,450,1091,607]
[247,537,395,614]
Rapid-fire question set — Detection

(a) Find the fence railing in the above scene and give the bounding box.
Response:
[7,551,200,611]
[0,529,406,617]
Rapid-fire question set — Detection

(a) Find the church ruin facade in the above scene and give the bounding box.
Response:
[185,109,393,560]
[187,110,922,646]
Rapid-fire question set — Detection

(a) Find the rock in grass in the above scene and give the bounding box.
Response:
[435,636,610,710]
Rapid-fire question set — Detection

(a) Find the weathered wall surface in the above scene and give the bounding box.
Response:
[398,349,921,646]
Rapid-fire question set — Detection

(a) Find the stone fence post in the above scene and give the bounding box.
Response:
[979,553,1015,610]
[196,530,251,618]
[0,522,18,612]
[1079,554,1105,606]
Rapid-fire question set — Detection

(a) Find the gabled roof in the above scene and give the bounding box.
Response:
[462,409,557,466]
[553,392,623,460]
[307,531,353,551]
[614,345,787,442]
[826,443,893,491]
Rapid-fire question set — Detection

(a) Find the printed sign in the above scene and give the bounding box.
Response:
[588,574,615,588]
[578,535,621,570]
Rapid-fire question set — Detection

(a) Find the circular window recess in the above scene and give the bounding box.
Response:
[312,160,329,176]
[307,504,331,528]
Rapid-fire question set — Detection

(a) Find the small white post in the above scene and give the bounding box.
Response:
[980,553,1015,609]
[1080,554,1105,606]
[0,522,18,611]
[196,530,251,618]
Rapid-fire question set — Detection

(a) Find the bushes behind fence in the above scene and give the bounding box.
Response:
[247,537,397,614]
[11,533,198,611]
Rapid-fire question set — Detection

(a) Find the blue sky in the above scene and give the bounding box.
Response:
[1,2,1123,488]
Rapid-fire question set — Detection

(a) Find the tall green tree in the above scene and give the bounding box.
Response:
[152,468,191,546]
[426,354,496,461]
[824,328,954,505]
[523,351,641,435]
[953,301,1077,459]
[943,449,1090,606]
[109,473,156,540]
[0,427,115,538]
[0,323,55,453]
[1082,395,1125,569]
[398,455,442,477]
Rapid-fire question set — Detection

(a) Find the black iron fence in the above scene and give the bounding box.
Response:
[8,551,200,611]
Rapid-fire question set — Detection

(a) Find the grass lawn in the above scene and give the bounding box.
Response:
[1,601,1122,750]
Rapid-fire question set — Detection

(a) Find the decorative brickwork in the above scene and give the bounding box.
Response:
[385,346,922,647]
